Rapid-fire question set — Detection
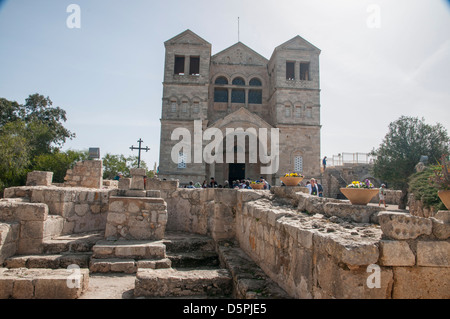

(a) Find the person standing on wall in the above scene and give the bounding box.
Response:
[322,156,327,171]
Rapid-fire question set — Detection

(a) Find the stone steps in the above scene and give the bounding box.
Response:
[134,268,233,298]
[162,231,216,253]
[92,240,166,259]
[3,252,92,269]
[89,239,168,273]
[167,251,219,268]
[89,257,172,274]
[42,231,104,254]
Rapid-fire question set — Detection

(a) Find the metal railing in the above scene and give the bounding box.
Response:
[325,152,376,167]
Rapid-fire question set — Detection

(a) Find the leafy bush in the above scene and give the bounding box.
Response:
[409,165,446,211]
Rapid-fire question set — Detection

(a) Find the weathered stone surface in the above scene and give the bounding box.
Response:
[430,217,450,240]
[323,202,384,223]
[118,178,131,190]
[392,267,450,299]
[417,241,450,267]
[92,240,166,259]
[129,168,146,176]
[0,268,89,299]
[435,210,450,223]
[313,253,393,299]
[378,212,432,240]
[137,258,172,269]
[64,160,103,189]
[135,268,232,297]
[378,240,415,266]
[130,176,145,190]
[26,171,53,186]
[89,258,136,273]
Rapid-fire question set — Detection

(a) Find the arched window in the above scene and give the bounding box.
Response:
[231,89,245,103]
[215,76,228,85]
[232,77,245,86]
[294,156,303,173]
[249,78,262,86]
[214,88,228,102]
[248,90,262,104]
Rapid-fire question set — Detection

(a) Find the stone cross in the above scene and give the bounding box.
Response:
[130,138,150,168]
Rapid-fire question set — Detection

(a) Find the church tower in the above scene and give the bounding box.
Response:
[158,30,321,185]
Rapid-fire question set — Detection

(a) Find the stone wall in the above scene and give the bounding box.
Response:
[0,222,19,264]
[64,160,103,189]
[4,186,112,235]
[105,196,167,240]
[157,184,449,299]
[0,199,61,255]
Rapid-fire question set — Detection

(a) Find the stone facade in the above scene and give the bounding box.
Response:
[158,30,321,186]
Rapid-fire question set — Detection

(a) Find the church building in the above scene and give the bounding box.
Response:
[158,30,321,186]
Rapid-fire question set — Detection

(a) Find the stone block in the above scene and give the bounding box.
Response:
[118,178,131,190]
[430,217,450,240]
[137,258,172,269]
[130,168,146,176]
[378,212,432,240]
[109,260,136,273]
[435,210,450,223]
[392,267,450,299]
[12,278,34,299]
[378,240,415,266]
[20,221,45,239]
[323,202,384,223]
[26,171,53,186]
[130,176,145,190]
[106,212,127,225]
[417,241,450,267]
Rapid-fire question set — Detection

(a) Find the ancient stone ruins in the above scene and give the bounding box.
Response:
[0,159,449,299]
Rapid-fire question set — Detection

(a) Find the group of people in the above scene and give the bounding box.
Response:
[184,177,271,190]
[305,178,324,197]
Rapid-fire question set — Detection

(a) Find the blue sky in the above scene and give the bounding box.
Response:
[1,0,449,169]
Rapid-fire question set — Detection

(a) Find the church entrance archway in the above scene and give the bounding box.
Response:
[229,163,245,183]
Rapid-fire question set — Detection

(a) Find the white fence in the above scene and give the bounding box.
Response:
[326,153,376,167]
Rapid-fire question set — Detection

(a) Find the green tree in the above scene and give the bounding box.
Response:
[0,94,75,192]
[33,150,89,183]
[0,121,31,191]
[371,116,449,209]
[102,153,150,180]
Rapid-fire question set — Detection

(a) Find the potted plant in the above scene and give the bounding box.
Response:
[430,155,450,210]
[340,179,379,205]
[280,173,304,186]
[250,181,265,189]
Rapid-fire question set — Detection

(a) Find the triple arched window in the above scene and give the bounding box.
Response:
[213,76,262,104]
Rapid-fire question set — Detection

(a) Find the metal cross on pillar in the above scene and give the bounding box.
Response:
[129,138,150,168]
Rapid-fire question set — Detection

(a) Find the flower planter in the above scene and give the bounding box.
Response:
[438,190,450,210]
[339,188,379,205]
[280,176,304,186]
[250,183,264,190]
